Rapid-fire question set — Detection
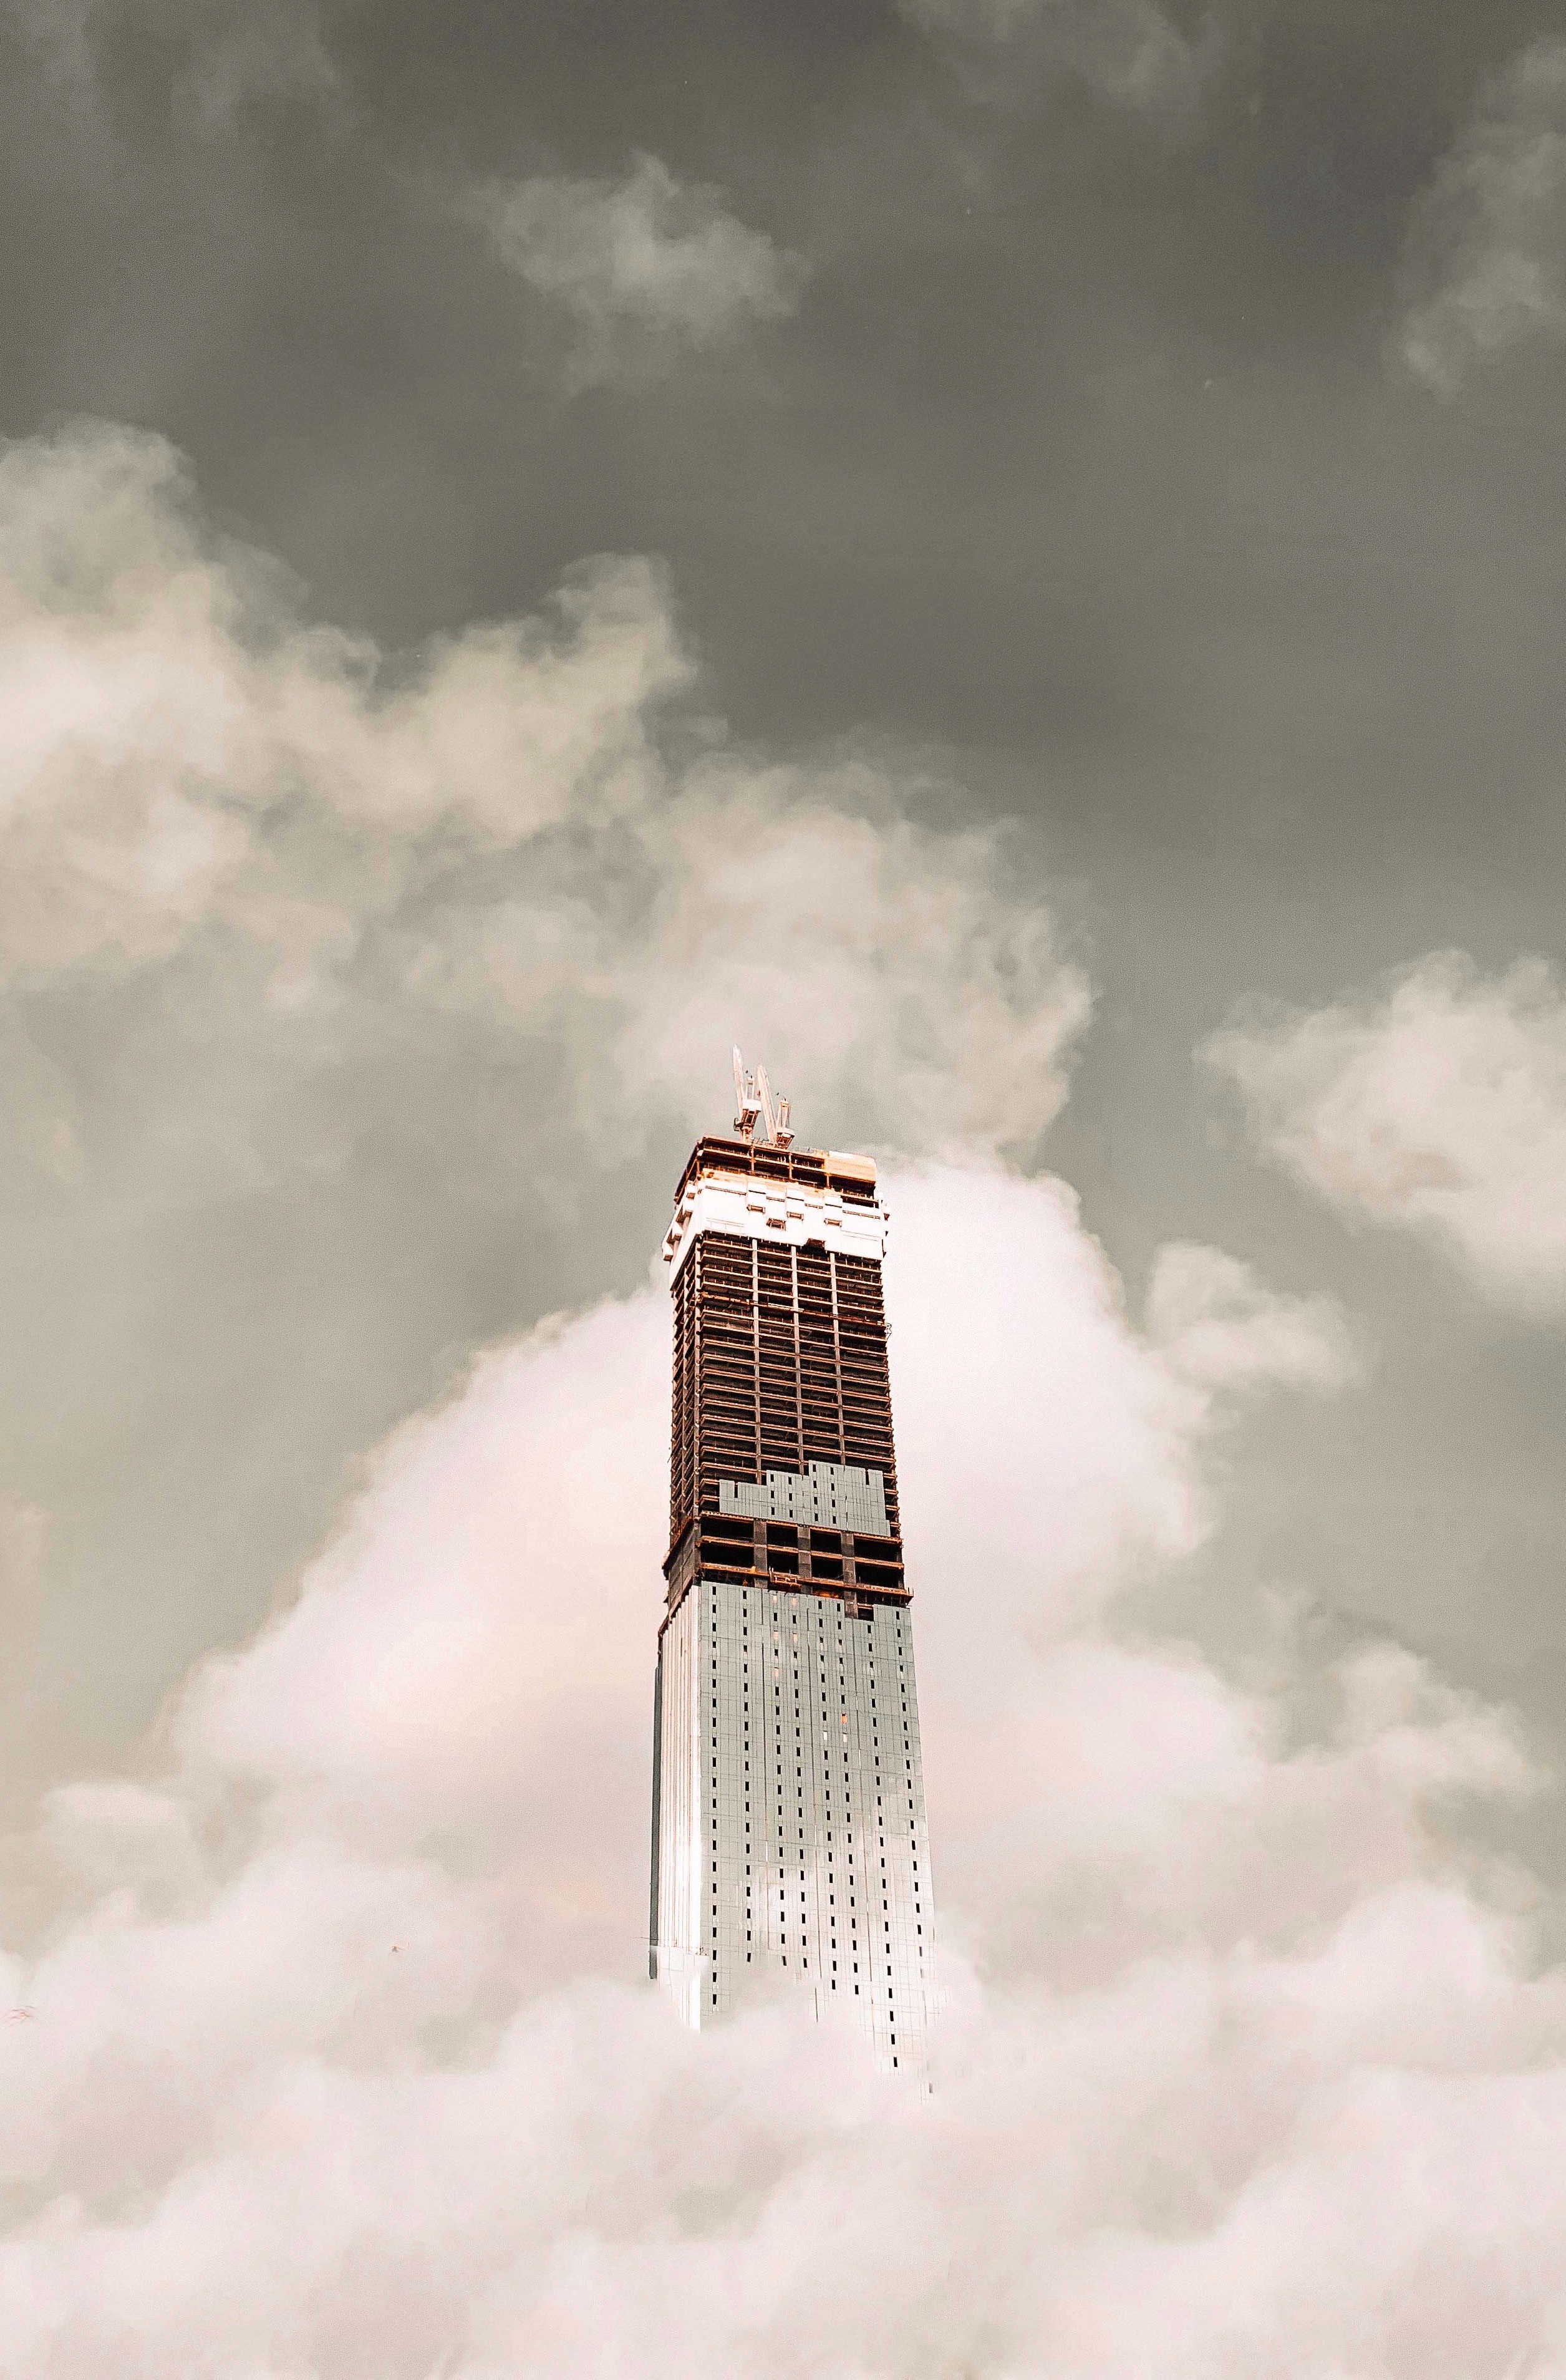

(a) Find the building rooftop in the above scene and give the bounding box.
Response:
[674,1134,878,1205]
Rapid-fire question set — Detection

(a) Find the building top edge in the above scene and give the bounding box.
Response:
[674,1134,878,1204]
[662,1168,889,1273]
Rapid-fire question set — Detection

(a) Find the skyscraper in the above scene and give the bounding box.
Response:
[649,1056,935,2076]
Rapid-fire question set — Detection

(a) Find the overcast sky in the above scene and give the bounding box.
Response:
[6,1,1566,2371]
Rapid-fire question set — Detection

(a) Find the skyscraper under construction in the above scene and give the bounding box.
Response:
[649,1055,935,2076]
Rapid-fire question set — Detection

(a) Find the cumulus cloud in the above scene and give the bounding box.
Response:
[0,418,1086,1166]
[0,414,1094,1823]
[1146,1241,1361,1397]
[3,1163,1560,2376]
[1398,37,1566,398]
[899,0,1220,125]
[9,417,1564,2372]
[1202,950,1566,1313]
[460,153,808,388]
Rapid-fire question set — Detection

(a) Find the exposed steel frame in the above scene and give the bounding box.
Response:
[664,1178,906,1623]
[672,1134,881,1207]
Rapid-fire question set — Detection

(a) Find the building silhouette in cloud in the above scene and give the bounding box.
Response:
[649,1053,935,2076]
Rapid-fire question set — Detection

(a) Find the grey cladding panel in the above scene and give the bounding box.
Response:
[719,1461,888,1537]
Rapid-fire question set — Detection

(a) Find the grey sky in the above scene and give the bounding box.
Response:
[0,0,1559,1793]
[6,2,1566,2367]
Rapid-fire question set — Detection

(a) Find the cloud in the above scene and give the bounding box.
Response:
[0,415,1091,1822]
[1202,950,1566,1313]
[898,0,1220,126]
[1398,37,1566,398]
[0,418,1087,1168]
[7,419,1562,2371]
[5,0,338,128]
[0,423,684,994]
[460,153,808,388]
[1146,1241,1361,1397]
[4,1163,1562,2376]
[438,775,1093,1161]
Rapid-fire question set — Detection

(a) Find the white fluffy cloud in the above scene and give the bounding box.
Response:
[461,153,807,387]
[0,419,1086,1166]
[1398,37,1566,398]
[4,1165,1559,2376]
[1202,950,1566,1312]
[1146,1241,1362,1396]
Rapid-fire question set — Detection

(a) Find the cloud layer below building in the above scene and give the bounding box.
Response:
[5,1164,1564,2376]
